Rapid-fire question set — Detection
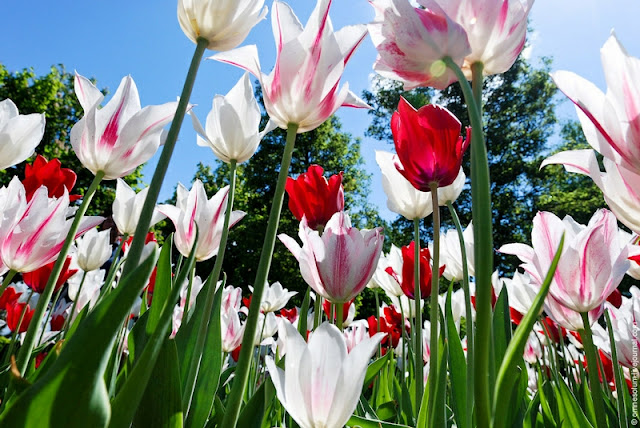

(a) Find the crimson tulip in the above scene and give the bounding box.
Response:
[22,155,80,202]
[5,299,34,334]
[397,241,445,300]
[285,165,344,231]
[22,256,78,294]
[392,97,470,191]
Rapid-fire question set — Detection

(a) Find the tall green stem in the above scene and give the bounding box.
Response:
[336,303,344,331]
[222,123,299,427]
[121,38,208,278]
[15,171,104,376]
[428,184,441,426]
[447,201,474,424]
[580,312,608,428]
[445,57,492,428]
[413,218,424,410]
[183,159,237,412]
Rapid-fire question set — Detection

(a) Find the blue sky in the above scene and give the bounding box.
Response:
[2,0,638,221]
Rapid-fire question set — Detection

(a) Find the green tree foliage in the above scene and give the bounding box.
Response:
[0,64,143,217]
[362,56,602,273]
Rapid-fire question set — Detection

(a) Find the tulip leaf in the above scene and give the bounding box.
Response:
[108,234,197,428]
[445,285,468,428]
[236,376,272,428]
[556,378,594,428]
[0,248,159,428]
[132,338,183,428]
[523,391,541,428]
[493,234,564,428]
[346,414,411,428]
[185,282,224,428]
[364,351,391,389]
[146,235,173,334]
[429,339,448,428]
[604,310,630,427]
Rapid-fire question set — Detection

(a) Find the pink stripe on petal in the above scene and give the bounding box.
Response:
[497,0,509,34]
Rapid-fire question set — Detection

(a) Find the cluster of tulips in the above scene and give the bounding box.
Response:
[0,0,637,427]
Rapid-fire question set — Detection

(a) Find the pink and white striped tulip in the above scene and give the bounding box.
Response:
[278,211,384,303]
[368,0,471,90]
[157,179,245,261]
[551,33,640,174]
[542,149,640,234]
[430,0,534,78]
[71,73,178,180]
[500,209,629,314]
[266,321,384,428]
[0,185,104,273]
[211,0,370,133]
[221,285,244,353]
[0,99,45,170]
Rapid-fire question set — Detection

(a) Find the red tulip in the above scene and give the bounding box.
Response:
[285,165,344,231]
[323,299,353,323]
[22,155,80,202]
[392,97,470,191]
[6,300,34,333]
[22,256,78,294]
[398,241,445,300]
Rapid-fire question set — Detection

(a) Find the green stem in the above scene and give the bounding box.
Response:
[336,303,344,331]
[374,290,381,357]
[445,57,492,428]
[182,159,237,413]
[121,37,208,279]
[313,296,322,329]
[0,271,17,297]
[580,312,608,428]
[15,171,104,376]
[447,201,474,424]
[329,304,335,326]
[39,285,64,346]
[182,264,196,323]
[62,270,88,336]
[604,309,629,428]
[222,123,299,428]
[413,218,424,410]
[97,234,128,304]
[428,183,441,426]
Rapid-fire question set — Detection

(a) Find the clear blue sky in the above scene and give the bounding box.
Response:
[1,0,638,221]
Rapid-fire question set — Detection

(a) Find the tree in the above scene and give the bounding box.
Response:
[0,64,143,217]
[362,56,601,274]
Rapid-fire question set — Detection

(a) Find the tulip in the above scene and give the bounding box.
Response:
[221,299,245,353]
[370,244,404,298]
[266,321,384,428]
[375,150,432,220]
[543,293,603,332]
[550,33,640,173]
[603,287,639,368]
[21,155,80,202]
[0,186,104,273]
[250,281,297,313]
[157,179,246,261]
[212,0,370,133]
[112,179,166,236]
[368,0,471,90]
[177,0,267,51]
[437,167,466,204]
[392,97,470,191]
[503,271,538,323]
[0,177,28,268]
[279,211,383,303]
[399,241,444,300]
[0,99,45,170]
[285,165,344,231]
[6,299,35,334]
[23,256,77,294]
[70,73,178,180]
[500,209,629,314]
[192,73,275,164]
[542,149,640,234]
[429,222,474,282]
[75,228,112,272]
[430,0,534,78]
[67,269,105,318]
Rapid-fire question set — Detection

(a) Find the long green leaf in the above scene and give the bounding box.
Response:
[185,282,224,427]
[132,339,183,428]
[346,414,411,428]
[0,248,159,428]
[445,285,468,428]
[493,234,564,428]
[556,378,594,428]
[146,236,174,334]
[108,234,197,428]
